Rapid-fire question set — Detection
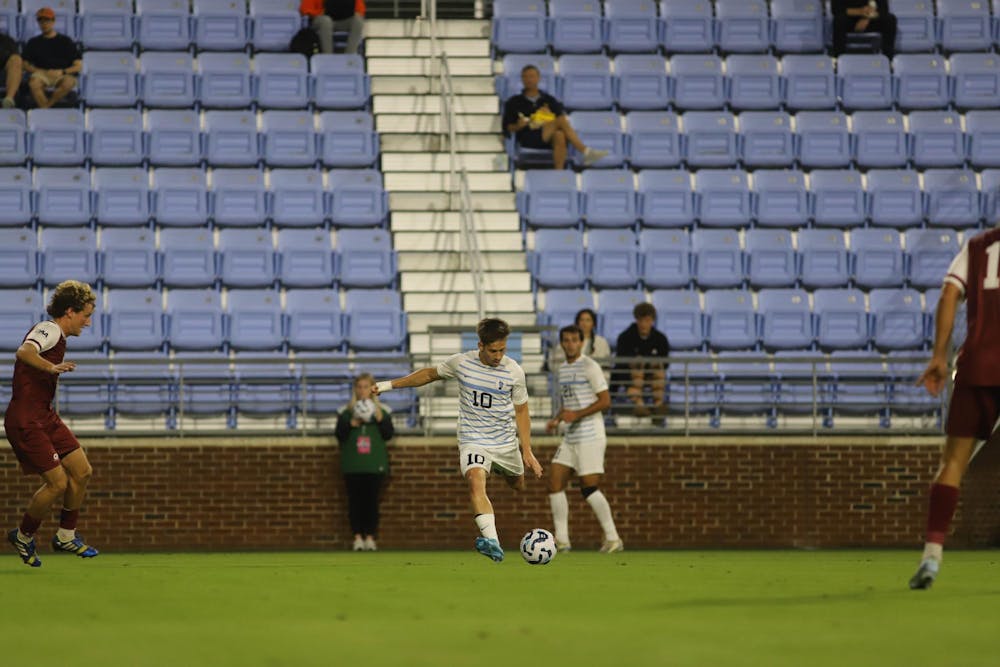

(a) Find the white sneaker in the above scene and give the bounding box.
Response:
[363,536,377,551]
[556,541,572,552]
[352,536,364,551]
[599,538,624,553]
[1,97,14,109]
[583,147,609,166]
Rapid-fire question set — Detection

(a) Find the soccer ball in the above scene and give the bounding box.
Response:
[520,528,556,565]
[353,398,376,422]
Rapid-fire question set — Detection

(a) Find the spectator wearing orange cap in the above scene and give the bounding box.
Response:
[22,7,81,109]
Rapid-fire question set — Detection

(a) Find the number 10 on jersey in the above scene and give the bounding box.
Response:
[471,391,493,408]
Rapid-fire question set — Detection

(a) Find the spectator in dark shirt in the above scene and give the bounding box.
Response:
[615,302,670,417]
[23,7,81,109]
[302,0,365,54]
[501,65,608,170]
[0,30,22,108]
[832,0,897,59]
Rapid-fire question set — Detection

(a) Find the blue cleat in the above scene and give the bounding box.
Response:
[475,537,504,562]
[909,558,939,590]
[52,535,99,558]
[7,529,41,567]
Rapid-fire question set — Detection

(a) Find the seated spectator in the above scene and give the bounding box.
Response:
[550,308,612,368]
[502,65,608,170]
[23,7,80,109]
[832,0,896,58]
[0,29,21,108]
[301,0,365,55]
[614,302,670,417]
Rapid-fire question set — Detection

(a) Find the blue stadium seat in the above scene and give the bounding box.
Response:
[211,169,267,227]
[772,350,826,414]
[726,55,782,110]
[152,168,210,227]
[497,54,556,101]
[670,55,726,110]
[637,169,694,227]
[923,169,981,228]
[694,169,751,228]
[160,228,216,287]
[35,167,92,226]
[866,169,923,228]
[814,288,869,349]
[983,169,1000,225]
[660,0,715,53]
[715,0,769,53]
[219,228,276,288]
[905,228,959,288]
[311,54,370,110]
[581,169,637,228]
[100,227,158,288]
[285,288,343,350]
[254,53,310,110]
[80,51,137,108]
[909,111,966,168]
[853,111,908,168]
[615,56,671,111]
[193,0,249,51]
[640,229,691,289]
[715,350,775,416]
[624,111,681,168]
[837,55,893,110]
[890,0,937,52]
[752,169,809,228]
[345,289,406,351]
[557,54,614,110]
[851,228,904,288]
[0,0,17,39]
[795,111,851,168]
[232,351,295,415]
[87,109,144,166]
[204,110,261,167]
[328,169,389,227]
[268,168,327,227]
[93,167,152,227]
[277,228,335,288]
[650,289,705,349]
[705,290,757,350]
[197,53,253,109]
[173,352,233,415]
[595,288,646,340]
[55,353,111,410]
[828,350,887,414]
[870,288,924,349]
[0,167,33,226]
[781,54,837,110]
[0,228,38,287]
[530,228,586,288]
[28,109,85,166]
[491,0,548,54]
[893,54,950,110]
[518,170,582,227]
[40,228,98,286]
[588,229,640,289]
[966,110,1000,168]
[337,228,397,288]
[147,110,203,167]
[887,351,940,414]
[319,111,378,168]
[568,111,626,168]
[539,288,594,327]
[605,0,659,53]
[746,228,797,287]
[109,352,173,418]
[693,228,744,287]
[0,109,27,166]
[759,288,814,350]
[226,289,284,351]
[548,0,604,53]
[683,110,738,168]
[261,110,318,168]
[770,0,824,53]
[21,0,77,40]
[137,0,193,51]
[140,52,196,108]
[950,53,1000,109]
[739,111,795,168]
[798,228,851,287]
[106,289,165,351]
[0,289,44,351]
[938,0,992,52]
[165,288,224,351]
[249,0,301,52]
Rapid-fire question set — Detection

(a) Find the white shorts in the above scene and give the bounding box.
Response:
[459,442,524,478]
[551,439,606,476]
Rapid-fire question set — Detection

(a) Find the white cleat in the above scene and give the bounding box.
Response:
[556,541,572,552]
[909,557,939,590]
[599,539,624,553]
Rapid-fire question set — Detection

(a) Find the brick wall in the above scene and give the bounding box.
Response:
[2,435,998,551]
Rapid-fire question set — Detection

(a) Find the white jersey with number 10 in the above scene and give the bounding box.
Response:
[436,351,529,448]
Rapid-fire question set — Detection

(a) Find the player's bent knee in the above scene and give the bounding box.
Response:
[581,486,598,499]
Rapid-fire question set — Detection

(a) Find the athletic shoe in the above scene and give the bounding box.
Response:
[556,541,572,552]
[474,537,504,562]
[51,534,99,558]
[583,147,609,166]
[363,536,377,551]
[599,538,625,553]
[8,529,41,567]
[1,97,14,109]
[352,536,364,551]
[909,558,939,590]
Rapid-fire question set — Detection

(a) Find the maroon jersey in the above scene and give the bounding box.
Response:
[7,321,65,418]
[945,228,1000,386]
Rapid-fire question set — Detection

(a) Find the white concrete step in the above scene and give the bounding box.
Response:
[373,94,498,115]
[371,75,496,96]
[404,291,535,313]
[391,211,520,232]
[408,312,537,331]
[382,152,507,173]
[400,270,531,293]
[376,113,501,134]
[385,172,511,193]
[398,251,527,272]
[367,57,492,77]
[395,230,523,252]
[364,37,490,58]
[380,133,504,153]
[389,191,515,212]
[365,19,489,40]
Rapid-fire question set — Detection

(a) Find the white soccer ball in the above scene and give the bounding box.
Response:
[520,528,556,565]
[353,398,376,422]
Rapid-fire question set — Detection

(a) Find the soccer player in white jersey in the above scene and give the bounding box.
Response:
[372,318,542,562]
[546,325,622,553]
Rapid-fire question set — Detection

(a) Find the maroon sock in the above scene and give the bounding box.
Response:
[926,482,960,545]
[59,508,79,531]
[19,512,42,537]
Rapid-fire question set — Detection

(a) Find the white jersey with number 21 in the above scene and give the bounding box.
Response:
[436,350,528,448]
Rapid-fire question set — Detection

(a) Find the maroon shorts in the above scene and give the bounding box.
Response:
[945,381,1000,441]
[4,412,80,475]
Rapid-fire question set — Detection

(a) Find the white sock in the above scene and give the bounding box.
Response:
[549,492,570,544]
[56,528,76,543]
[474,513,498,541]
[922,542,943,562]
[16,529,32,543]
[586,490,620,542]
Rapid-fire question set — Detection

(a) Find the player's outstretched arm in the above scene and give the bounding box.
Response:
[15,342,75,375]
[515,402,543,478]
[373,367,442,395]
[918,283,961,397]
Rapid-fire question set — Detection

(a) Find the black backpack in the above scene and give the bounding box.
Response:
[289,28,320,57]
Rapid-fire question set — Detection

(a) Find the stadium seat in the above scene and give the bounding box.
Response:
[624,111,681,168]
[715,0,769,53]
[81,51,138,107]
[772,349,826,414]
[905,228,959,288]
[726,55,782,110]
[588,229,640,289]
[40,228,98,286]
[193,0,249,51]
[548,0,603,53]
[55,352,111,411]
[530,228,586,288]
[738,111,795,168]
[670,55,726,110]
[0,167,33,226]
[781,54,837,110]
[887,351,940,414]
[0,228,39,287]
[640,229,691,289]
[21,0,77,40]
[497,54,556,101]
[268,168,327,227]
[337,228,397,288]
[211,169,268,227]
[311,54,370,110]
[605,0,659,53]
[197,53,253,109]
[828,350,888,414]
[746,228,797,287]
[285,288,343,350]
[581,169,637,228]
[557,54,614,110]
[813,288,869,349]
[165,288,224,351]
[277,228,335,288]
[752,169,809,228]
[0,289,44,351]
[853,111,908,169]
[693,228,744,288]
[319,112,379,168]
[851,228,905,288]
[140,52,197,108]
[614,56,671,112]
[261,110,318,168]
[539,288,594,330]
[204,110,261,167]
[798,228,851,288]
[0,0,18,39]
[568,111,626,168]
[759,288,814,350]
[923,169,981,228]
[226,289,284,351]
[254,53,310,110]
[795,111,851,168]
[152,168,210,227]
[909,111,966,168]
[966,110,1000,168]
[345,289,406,351]
[650,289,705,349]
[160,228,216,287]
[172,351,233,415]
[100,227,159,288]
[219,229,277,288]
[683,111,738,168]
[983,169,1000,225]
[837,55,893,110]
[35,167,92,226]
[714,350,776,416]
[595,288,646,340]
[87,109,144,166]
[491,0,548,54]
[328,169,389,227]
[231,351,295,415]
[770,0,824,53]
[637,169,694,227]
[518,170,582,227]
[106,289,165,351]
[28,109,85,167]
[893,54,950,110]
[866,169,923,228]
[107,351,174,417]
[0,109,26,166]
[870,288,924,349]
[147,110,203,167]
[950,54,1000,109]
[249,0,301,52]
[695,169,751,228]
[136,0,193,51]
[705,290,757,350]
[938,0,992,52]
[890,0,937,52]
[660,0,715,53]
[93,167,152,227]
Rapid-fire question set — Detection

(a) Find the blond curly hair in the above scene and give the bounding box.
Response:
[46,280,97,318]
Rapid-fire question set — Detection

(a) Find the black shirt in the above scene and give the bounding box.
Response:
[501,90,565,138]
[23,33,80,71]
[615,323,670,361]
[0,32,18,63]
[325,0,355,20]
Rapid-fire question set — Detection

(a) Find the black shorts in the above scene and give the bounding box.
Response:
[516,129,549,149]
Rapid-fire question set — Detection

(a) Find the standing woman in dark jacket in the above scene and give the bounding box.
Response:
[335,372,393,551]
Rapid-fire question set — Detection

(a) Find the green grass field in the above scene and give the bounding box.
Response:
[3,550,997,667]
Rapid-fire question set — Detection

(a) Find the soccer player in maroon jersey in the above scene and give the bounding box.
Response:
[6,280,99,567]
[911,228,1000,588]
